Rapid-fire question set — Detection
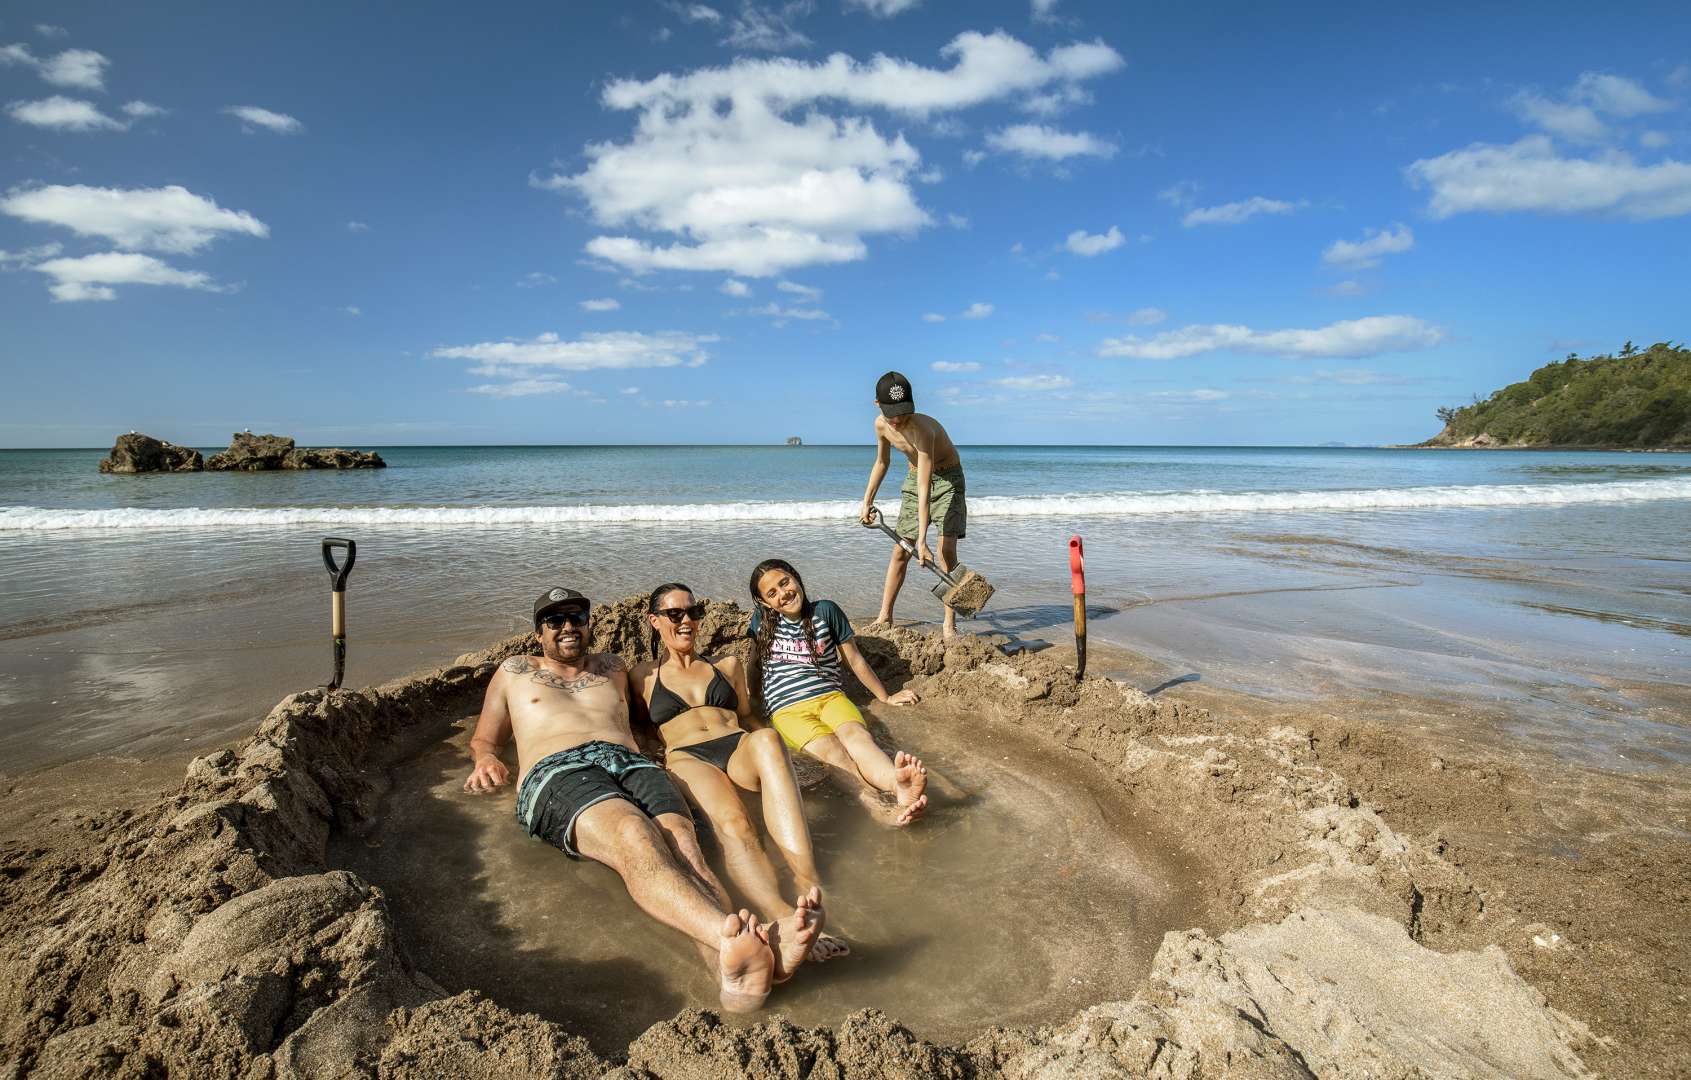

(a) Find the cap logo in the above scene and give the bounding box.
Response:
[548,588,567,601]
[888,384,906,401]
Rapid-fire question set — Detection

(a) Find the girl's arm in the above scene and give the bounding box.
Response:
[837,638,919,706]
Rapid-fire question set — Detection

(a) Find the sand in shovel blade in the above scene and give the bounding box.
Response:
[942,569,994,616]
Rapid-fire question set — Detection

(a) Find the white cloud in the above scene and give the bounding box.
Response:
[1407,135,1691,220]
[962,149,985,167]
[1322,223,1414,269]
[6,96,126,131]
[1510,72,1674,144]
[719,278,751,296]
[621,386,642,394]
[1324,279,1366,297]
[748,301,834,323]
[1031,0,1061,20]
[580,297,622,311]
[985,123,1115,160]
[343,305,361,316]
[946,212,969,228]
[777,279,822,300]
[470,377,575,398]
[554,32,1122,277]
[1670,65,1690,89]
[347,220,371,233]
[32,251,222,302]
[996,374,1072,390]
[1148,388,1228,402]
[921,312,945,322]
[931,360,980,372]
[1157,180,1198,207]
[0,45,109,91]
[0,241,62,267]
[1641,130,1671,149]
[35,25,69,38]
[722,2,813,51]
[1034,332,1059,342]
[1020,85,1092,117]
[960,301,992,319]
[1181,196,1302,227]
[121,100,166,118]
[1,184,269,254]
[1097,315,1445,360]
[845,0,921,15]
[662,398,712,407]
[433,332,716,395]
[1065,224,1123,255]
[223,105,303,134]
[677,3,722,21]
[1125,306,1166,325]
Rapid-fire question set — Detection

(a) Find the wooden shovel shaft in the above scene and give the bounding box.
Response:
[1073,592,1087,677]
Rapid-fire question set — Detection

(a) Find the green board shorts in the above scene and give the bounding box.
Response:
[897,466,966,541]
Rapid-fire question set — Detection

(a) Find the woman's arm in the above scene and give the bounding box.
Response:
[721,656,764,730]
[626,661,667,757]
[837,638,919,706]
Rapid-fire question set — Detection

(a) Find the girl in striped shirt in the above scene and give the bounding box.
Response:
[748,558,929,826]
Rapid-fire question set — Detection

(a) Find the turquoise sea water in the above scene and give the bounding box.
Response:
[2,445,1688,771]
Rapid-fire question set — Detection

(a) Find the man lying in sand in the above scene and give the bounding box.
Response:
[859,370,968,641]
[462,586,824,1012]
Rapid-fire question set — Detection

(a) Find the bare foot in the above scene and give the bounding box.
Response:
[893,751,929,825]
[808,933,851,963]
[716,910,774,1013]
[769,886,824,983]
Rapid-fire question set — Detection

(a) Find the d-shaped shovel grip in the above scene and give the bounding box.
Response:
[322,537,356,591]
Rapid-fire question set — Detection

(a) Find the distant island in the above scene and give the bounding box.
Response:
[1419,341,1690,450]
[786,436,803,446]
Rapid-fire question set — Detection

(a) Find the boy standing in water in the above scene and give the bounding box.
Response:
[859,371,968,640]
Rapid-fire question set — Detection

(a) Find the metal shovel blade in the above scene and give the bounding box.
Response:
[929,561,994,617]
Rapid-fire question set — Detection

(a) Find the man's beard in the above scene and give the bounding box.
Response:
[546,636,585,663]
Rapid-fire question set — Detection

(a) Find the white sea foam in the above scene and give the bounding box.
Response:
[3,477,1689,532]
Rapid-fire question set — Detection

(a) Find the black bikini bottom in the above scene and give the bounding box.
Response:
[671,731,746,773]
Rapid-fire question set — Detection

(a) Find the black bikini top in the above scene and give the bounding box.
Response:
[649,661,739,725]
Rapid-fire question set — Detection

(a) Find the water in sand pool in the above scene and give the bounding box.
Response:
[333,699,1197,1056]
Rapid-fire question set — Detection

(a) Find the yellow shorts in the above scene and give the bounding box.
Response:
[769,691,864,751]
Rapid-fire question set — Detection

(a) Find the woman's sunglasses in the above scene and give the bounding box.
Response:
[653,603,707,624]
[540,609,589,630]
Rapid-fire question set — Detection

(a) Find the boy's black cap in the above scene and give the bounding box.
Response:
[533,586,591,627]
[876,370,915,417]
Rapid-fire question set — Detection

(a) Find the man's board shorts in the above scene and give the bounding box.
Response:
[897,465,966,540]
[770,690,864,751]
[514,740,689,859]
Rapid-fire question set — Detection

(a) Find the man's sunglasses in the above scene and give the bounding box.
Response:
[653,603,707,624]
[540,609,589,630]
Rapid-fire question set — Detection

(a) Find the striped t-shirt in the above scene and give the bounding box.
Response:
[750,599,855,715]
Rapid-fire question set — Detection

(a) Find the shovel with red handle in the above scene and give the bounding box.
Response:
[1069,535,1086,677]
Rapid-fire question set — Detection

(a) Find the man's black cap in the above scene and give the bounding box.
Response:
[533,586,591,628]
[876,370,915,417]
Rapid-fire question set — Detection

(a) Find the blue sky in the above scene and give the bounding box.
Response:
[2,0,1688,448]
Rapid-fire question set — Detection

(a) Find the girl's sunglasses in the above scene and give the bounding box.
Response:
[540,610,589,630]
[653,603,707,624]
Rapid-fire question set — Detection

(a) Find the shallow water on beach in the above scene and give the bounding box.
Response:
[331,702,1194,1056]
[3,445,1689,772]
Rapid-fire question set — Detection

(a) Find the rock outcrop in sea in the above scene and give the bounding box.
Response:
[97,432,386,473]
[98,433,204,474]
[206,432,385,471]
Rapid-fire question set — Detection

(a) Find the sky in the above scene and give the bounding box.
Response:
[2,1,1688,448]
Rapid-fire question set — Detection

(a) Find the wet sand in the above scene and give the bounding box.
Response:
[331,697,1198,1057]
[1,604,1686,1077]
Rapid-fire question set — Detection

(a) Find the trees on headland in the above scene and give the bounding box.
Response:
[1425,342,1690,449]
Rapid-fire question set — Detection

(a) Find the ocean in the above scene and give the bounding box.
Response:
[3,444,1688,771]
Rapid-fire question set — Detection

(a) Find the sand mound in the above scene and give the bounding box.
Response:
[0,598,1595,1078]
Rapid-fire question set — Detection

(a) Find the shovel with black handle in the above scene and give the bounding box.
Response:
[861,506,994,617]
[321,537,356,690]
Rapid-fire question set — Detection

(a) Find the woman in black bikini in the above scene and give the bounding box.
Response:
[631,582,848,963]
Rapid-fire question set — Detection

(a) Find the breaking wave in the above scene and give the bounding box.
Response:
[4,477,1689,532]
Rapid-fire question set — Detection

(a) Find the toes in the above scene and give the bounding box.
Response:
[723,911,744,937]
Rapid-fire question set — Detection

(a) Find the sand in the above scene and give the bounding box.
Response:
[1,595,1684,1078]
[940,568,995,617]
